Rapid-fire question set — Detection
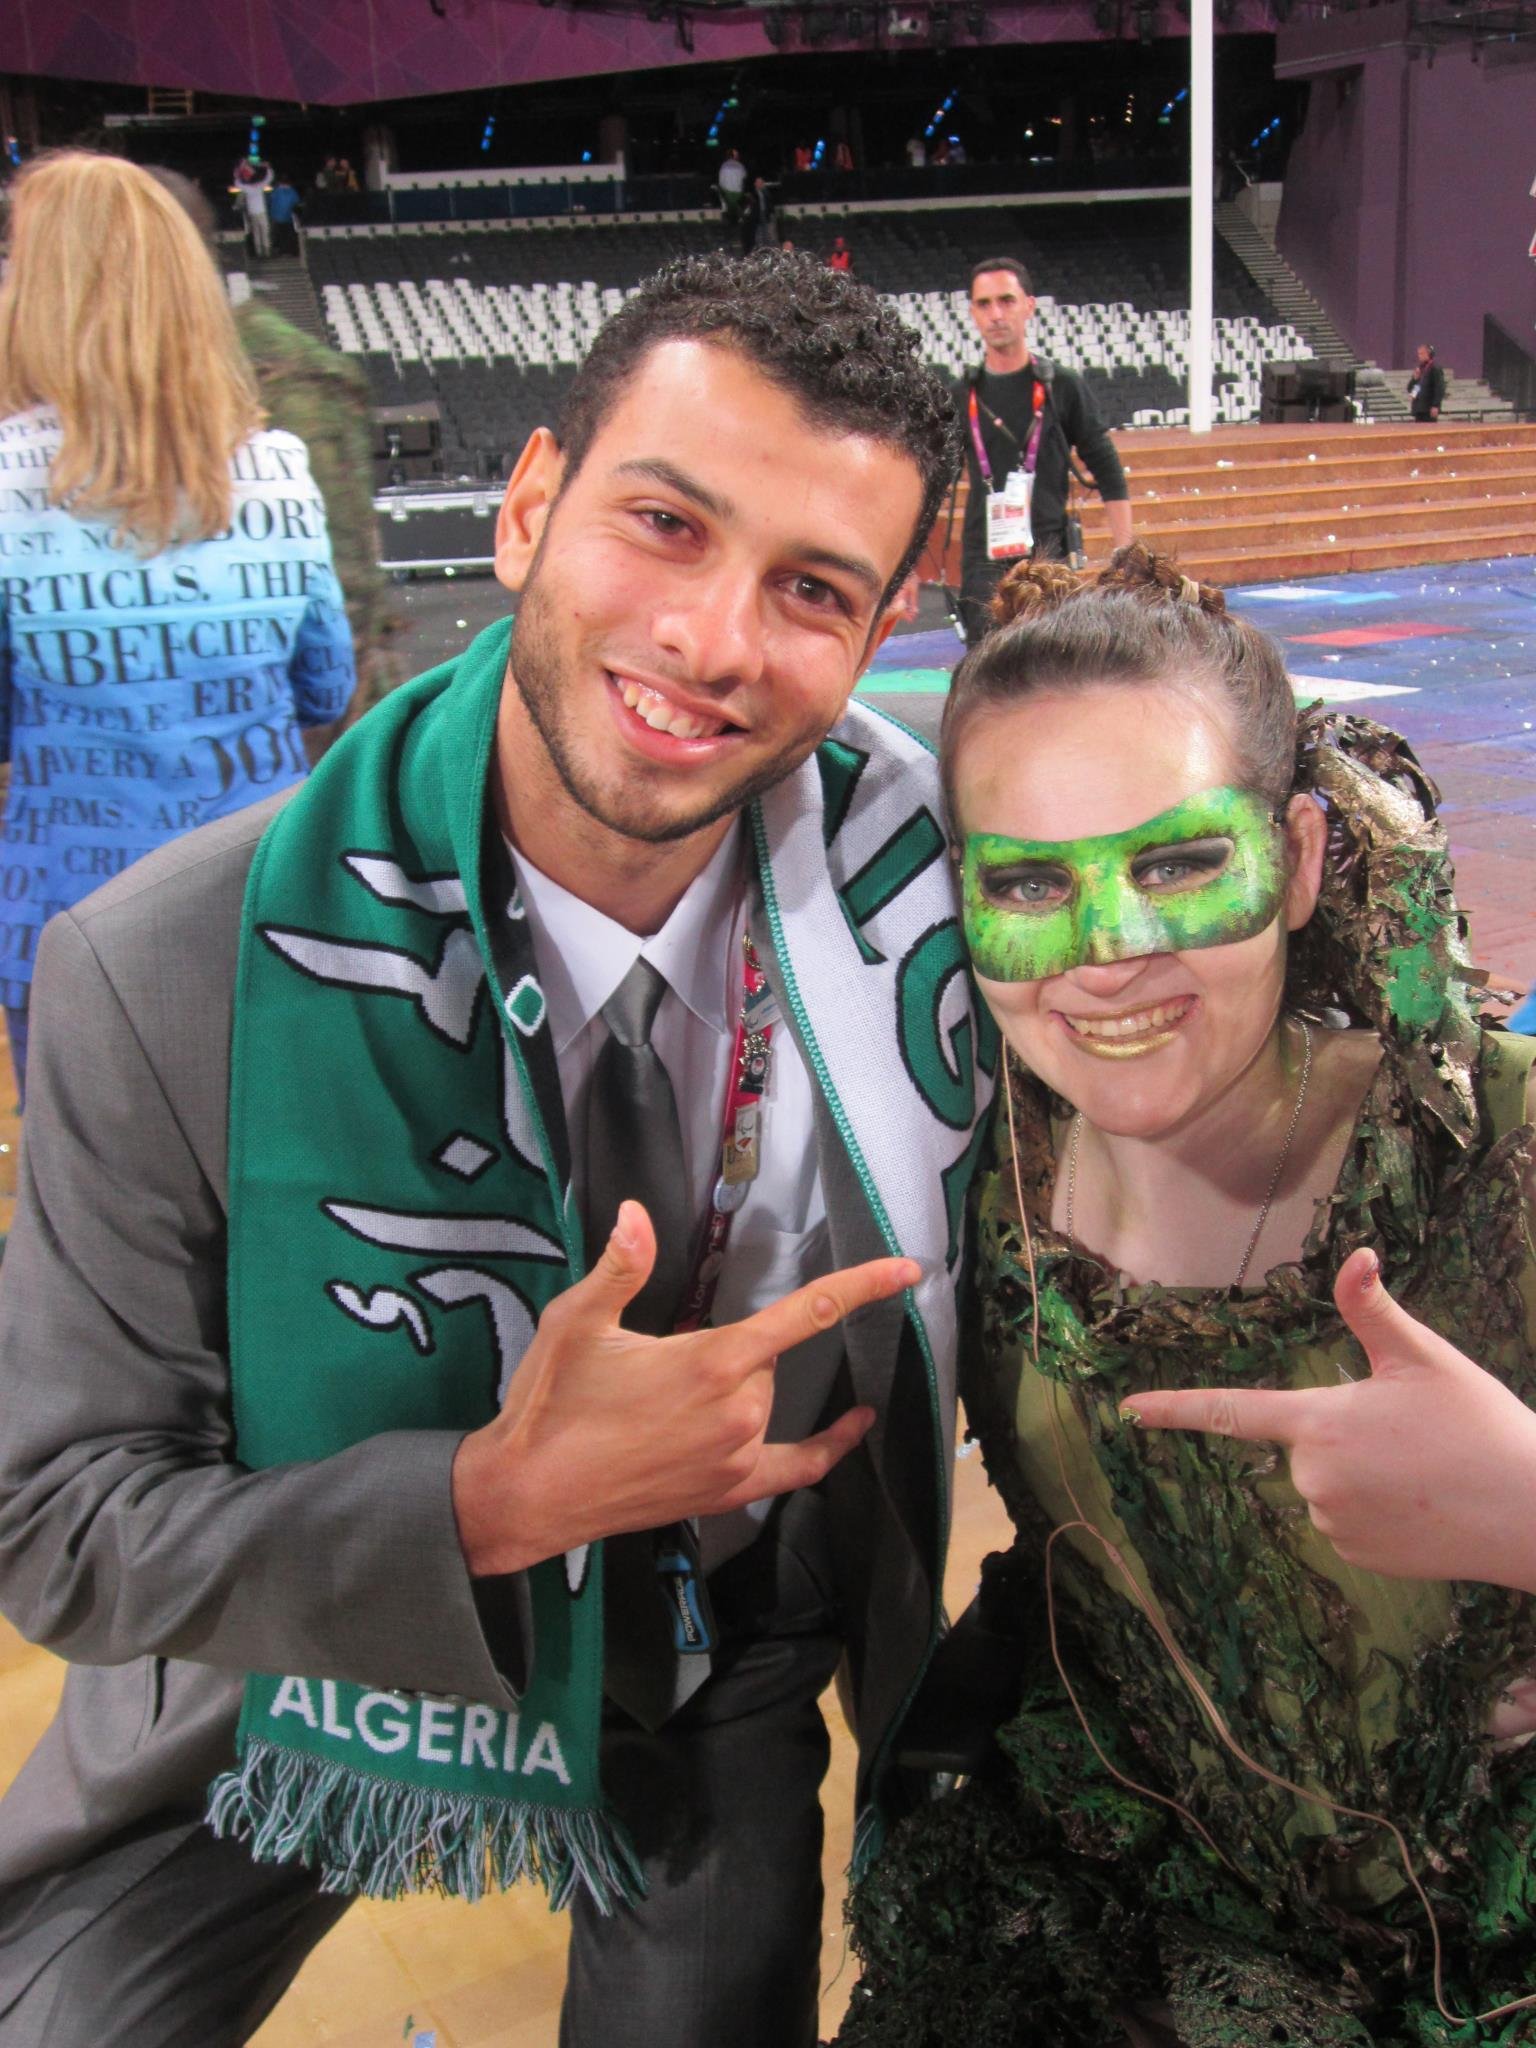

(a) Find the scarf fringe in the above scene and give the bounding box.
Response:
[206,1739,645,1913]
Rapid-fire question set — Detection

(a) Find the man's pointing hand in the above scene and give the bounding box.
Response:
[1120,1247,1536,1592]
[453,1199,915,1577]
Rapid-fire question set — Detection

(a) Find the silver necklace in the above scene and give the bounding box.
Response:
[1065,1019,1314,1289]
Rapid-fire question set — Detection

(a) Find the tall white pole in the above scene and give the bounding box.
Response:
[1189,0,1214,432]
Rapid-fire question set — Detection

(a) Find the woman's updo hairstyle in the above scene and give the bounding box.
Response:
[939,543,1297,823]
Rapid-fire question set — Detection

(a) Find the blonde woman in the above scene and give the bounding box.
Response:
[0,151,354,1099]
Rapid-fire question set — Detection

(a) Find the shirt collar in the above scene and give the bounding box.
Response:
[509,825,745,1055]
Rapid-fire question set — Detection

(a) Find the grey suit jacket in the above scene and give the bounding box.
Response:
[0,793,940,1905]
[0,796,523,1892]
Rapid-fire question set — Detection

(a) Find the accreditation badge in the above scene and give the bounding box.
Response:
[986,469,1034,560]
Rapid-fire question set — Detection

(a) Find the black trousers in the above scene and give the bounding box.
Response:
[0,1525,843,2048]
[563,1511,844,2048]
[958,526,1068,645]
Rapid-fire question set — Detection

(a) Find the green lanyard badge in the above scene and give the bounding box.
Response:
[961,785,1288,984]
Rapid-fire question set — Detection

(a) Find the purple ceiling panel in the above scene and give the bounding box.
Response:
[129,5,271,96]
[0,0,1273,105]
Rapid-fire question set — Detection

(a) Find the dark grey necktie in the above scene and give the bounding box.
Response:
[584,956,691,1335]
[583,955,712,1727]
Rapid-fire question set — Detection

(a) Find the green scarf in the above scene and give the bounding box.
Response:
[207,618,639,1910]
[205,616,996,1912]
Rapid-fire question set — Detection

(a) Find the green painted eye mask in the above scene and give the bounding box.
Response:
[962,785,1288,984]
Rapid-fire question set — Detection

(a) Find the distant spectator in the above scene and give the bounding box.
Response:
[717,146,746,228]
[793,143,813,173]
[334,158,360,193]
[314,156,340,194]
[1408,343,1446,422]
[232,156,273,258]
[780,237,796,254]
[946,135,967,165]
[827,235,852,274]
[833,139,854,173]
[931,137,951,166]
[267,173,300,255]
[739,174,774,255]
[906,136,927,168]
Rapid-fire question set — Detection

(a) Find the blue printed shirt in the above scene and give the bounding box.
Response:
[0,408,356,1002]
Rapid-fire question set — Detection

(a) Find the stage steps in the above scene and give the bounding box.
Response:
[1374,369,1514,421]
[928,423,1536,588]
[243,252,331,349]
[1082,421,1536,584]
[1213,201,1361,373]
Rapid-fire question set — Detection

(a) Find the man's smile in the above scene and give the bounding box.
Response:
[604,667,747,758]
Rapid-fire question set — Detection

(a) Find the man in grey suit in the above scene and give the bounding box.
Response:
[0,255,986,2045]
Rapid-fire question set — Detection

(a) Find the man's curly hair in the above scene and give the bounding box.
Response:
[555,250,959,600]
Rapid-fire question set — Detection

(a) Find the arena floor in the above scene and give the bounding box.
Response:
[0,553,1532,2045]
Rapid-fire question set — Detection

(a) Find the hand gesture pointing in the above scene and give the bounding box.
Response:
[453,1200,914,1577]
[1121,1247,1536,1592]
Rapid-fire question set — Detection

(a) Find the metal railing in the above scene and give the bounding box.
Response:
[299,159,1196,233]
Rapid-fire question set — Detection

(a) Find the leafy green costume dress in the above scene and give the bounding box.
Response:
[840,715,1536,2047]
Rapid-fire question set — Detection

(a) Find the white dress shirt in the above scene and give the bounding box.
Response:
[510,826,842,1569]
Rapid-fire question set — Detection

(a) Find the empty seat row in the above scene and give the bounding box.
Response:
[305,199,1272,320]
[300,202,1304,477]
[321,274,1308,443]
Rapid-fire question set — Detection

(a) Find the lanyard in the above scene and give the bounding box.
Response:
[968,376,1047,489]
[657,928,779,1664]
[672,928,779,1334]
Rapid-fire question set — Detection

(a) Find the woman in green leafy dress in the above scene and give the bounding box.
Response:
[840,547,1536,2048]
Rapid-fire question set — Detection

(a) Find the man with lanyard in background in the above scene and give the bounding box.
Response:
[956,256,1132,643]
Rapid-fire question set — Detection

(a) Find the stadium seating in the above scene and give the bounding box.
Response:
[303,200,1314,480]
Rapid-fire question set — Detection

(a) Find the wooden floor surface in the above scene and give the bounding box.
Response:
[0,1010,1011,2042]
